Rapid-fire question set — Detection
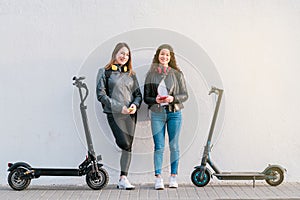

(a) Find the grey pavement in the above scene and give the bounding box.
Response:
[1,182,300,200]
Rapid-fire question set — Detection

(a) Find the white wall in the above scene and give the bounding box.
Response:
[1,0,299,185]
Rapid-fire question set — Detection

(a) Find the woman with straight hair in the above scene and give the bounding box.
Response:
[96,42,142,190]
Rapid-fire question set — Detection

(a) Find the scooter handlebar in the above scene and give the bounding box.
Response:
[73,76,85,81]
[72,76,86,87]
[209,86,223,95]
[72,76,89,103]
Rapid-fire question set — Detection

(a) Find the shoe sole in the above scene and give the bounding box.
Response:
[117,185,135,190]
[155,187,164,190]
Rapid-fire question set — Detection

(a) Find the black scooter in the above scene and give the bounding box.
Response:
[191,87,286,187]
[7,76,109,190]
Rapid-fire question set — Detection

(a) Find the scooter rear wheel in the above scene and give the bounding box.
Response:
[86,167,109,190]
[265,167,284,186]
[191,168,210,187]
[8,168,31,191]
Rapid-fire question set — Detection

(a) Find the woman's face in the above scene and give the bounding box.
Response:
[115,46,130,66]
[158,48,171,66]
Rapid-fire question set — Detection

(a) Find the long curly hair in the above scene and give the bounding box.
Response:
[149,44,180,73]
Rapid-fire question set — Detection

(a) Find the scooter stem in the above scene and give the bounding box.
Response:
[207,87,223,143]
[199,86,224,176]
[73,77,97,159]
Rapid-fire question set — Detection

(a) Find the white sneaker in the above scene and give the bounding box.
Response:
[155,177,164,190]
[117,176,135,190]
[169,176,178,188]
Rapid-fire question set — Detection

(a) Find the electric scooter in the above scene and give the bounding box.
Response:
[191,87,286,187]
[7,76,109,190]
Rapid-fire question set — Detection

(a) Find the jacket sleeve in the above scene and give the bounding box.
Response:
[131,74,142,108]
[143,72,157,105]
[96,68,110,107]
[96,68,123,113]
[173,71,188,104]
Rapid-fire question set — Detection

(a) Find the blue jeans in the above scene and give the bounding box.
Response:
[151,110,182,175]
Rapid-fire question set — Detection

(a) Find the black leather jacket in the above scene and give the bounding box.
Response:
[96,68,142,114]
[144,69,188,112]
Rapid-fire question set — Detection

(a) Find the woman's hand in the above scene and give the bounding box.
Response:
[121,104,137,114]
[156,95,174,103]
[128,104,137,114]
[165,95,174,103]
[121,106,130,114]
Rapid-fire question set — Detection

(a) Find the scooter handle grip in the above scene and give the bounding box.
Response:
[209,87,216,95]
[73,76,85,81]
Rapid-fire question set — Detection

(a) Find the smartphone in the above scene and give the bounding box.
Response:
[159,96,168,100]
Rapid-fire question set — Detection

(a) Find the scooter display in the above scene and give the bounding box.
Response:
[191,87,286,187]
[7,76,109,190]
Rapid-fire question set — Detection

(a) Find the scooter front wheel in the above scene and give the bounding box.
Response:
[8,168,31,191]
[86,167,109,190]
[265,167,284,186]
[191,168,210,187]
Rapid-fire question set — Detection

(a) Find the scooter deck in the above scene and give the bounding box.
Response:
[30,168,81,176]
[214,172,266,180]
